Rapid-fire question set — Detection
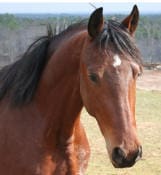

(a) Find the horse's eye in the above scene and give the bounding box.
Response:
[89,73,99,83]
[133,70,142,79]
[131,63,142,79]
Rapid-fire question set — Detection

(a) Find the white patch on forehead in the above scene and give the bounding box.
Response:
[113,54,122,67]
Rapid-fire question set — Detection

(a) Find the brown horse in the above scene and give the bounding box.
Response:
[0,5,142,175]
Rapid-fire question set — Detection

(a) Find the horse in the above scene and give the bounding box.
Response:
[0,5,142,175]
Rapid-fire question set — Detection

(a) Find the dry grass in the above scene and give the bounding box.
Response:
[81,90,161,175]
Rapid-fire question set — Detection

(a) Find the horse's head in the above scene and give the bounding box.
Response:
[80,5,142,168]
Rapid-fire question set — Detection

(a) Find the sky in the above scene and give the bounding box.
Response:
[0,2,161,14]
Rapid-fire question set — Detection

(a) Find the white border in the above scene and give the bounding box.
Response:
[0,0,161,3]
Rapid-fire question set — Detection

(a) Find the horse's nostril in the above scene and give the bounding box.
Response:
[112,147,126,165]
[112,146,142,168]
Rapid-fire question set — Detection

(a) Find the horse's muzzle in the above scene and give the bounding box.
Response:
[112,146,142,168]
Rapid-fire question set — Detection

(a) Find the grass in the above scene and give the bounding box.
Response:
[81,90,161,175]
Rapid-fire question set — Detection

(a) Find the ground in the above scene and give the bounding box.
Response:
[137,69,161,91]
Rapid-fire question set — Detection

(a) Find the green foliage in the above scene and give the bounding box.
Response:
[0,13,161,63]
[136,15,161,40]
[1,13,161,40]
[0,14,18,29]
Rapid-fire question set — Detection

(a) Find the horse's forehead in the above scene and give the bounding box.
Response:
[83,45,133,72]
[107,59,133,81]
[92,53,127,69]
[85,54,128,72]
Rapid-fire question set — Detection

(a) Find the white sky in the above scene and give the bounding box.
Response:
[0,2,161,14]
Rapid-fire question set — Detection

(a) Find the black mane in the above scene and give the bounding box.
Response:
[0,26,53,106]
[98,20,142,65]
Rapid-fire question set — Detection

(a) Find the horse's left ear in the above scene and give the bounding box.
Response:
[88,7,104,38]
[121,5,139,36]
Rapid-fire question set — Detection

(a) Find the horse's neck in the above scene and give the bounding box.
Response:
[35,31,86,147]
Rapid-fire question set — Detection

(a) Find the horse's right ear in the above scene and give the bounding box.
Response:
[88,7,104,38]
[121,5,139,36]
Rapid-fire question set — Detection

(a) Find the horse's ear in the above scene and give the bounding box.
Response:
[88,7,104,38]
[121,5,139,36]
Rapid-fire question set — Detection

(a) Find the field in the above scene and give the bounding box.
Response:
[81,70,161,175]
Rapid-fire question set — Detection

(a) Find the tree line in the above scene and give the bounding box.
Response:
[0,13,161,66]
